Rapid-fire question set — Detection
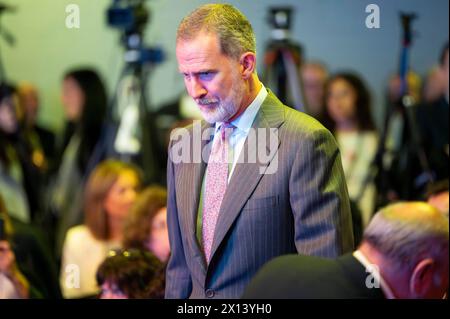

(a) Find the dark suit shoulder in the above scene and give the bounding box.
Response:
[243,254,338,299]
[243,254,383,299]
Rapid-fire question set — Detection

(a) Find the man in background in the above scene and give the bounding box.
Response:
[244,201,449,299]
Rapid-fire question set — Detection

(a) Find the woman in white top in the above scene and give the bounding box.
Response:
[60,160,141,298]
[324,72,379,232]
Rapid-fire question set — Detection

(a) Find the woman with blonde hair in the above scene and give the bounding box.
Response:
[60,159,140,298]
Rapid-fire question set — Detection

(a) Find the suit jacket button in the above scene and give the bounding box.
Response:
[205,289,215,298]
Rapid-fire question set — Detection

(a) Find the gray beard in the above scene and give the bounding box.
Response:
[201,102,235,123]
[201,85,244,124]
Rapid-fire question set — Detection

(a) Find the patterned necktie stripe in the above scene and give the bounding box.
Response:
[202,123,234,263]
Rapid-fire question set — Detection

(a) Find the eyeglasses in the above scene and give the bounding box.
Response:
[107,248,143,258]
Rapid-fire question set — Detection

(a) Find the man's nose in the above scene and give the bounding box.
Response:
[188,78,207,99]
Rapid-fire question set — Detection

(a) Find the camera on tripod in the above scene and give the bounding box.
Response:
[263,6,305,112]
[93,0,163,184]
[107,0,148,33]
[267,7,293,41]
[106,0,162,64]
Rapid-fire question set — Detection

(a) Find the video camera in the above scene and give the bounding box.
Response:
[267,7,293,41]
[106,0,163,64]
[107,0,148,34]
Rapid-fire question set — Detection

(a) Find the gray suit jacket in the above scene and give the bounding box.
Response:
[165,91,354,299]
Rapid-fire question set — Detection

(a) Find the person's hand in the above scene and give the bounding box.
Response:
[0,240,30,298]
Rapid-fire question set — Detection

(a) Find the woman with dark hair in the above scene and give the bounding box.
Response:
[0,83,44,223]
[48,68,108,256]
[59,160,140,298]
[58,69,107,172]
[324,72,378,229]
[96,249,165,299]
[123,186,169,263]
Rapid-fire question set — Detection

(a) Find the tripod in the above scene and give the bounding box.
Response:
[369,13,434,209]
[262,7,307,113]
[88,48,164,184]
[263,40,307,113]
[88,0,164,183]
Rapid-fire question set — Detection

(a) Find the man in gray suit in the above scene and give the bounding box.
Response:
[166,3,354,299]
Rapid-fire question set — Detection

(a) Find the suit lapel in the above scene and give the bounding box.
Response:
[209,91,285,262]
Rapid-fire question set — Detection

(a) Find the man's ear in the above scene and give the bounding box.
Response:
[410,258,435,298]
[240,52,257,79]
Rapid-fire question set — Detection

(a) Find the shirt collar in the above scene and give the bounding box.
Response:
[215,84,267,134]
[353,250,396,299]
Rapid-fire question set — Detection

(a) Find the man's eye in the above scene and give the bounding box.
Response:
[199,72,214,80]
[183,73,191,80]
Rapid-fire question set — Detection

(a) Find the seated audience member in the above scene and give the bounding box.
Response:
[0,240,33,299]
[17,82,56,170]
[243,202,449,299]
[48,68,107,255]
[123,186,170,263]
[1,194,49,299]
[60,160,140,298]
[416,43,449,184]
[0,83,43,223]
[96,249,165,299]
[323,72,378,227]
[301,61,329,122]
[422,66,446,104]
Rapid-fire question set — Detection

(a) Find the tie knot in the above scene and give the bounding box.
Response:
[220,122,235,140]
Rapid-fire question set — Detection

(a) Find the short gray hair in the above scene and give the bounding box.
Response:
[177,4,256,60]
[363,202,449,272]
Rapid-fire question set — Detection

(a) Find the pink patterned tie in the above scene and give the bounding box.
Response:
[202,123,234,263]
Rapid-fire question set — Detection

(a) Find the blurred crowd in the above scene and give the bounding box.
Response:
[0,39,448,299]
